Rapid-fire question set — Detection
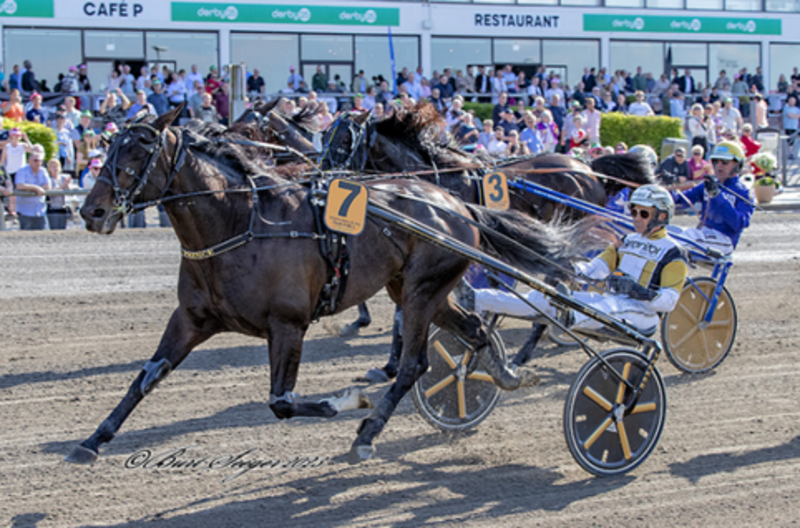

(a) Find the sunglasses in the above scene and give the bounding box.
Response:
[712,159,734,165]
[90,167,101,171]
[693,152,702,156]
[630,208,651,219]
[675,152,685,157]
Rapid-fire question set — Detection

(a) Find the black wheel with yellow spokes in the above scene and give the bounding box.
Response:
[412,325,506,431]
[564,348,666,477]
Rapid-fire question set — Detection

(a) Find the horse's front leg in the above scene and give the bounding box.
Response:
[267,321,372,419]
[65,308,216,464]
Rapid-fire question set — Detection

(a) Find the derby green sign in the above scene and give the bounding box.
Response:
[171,3,400,26]
[584,14,781,35]
[0,0,53,17]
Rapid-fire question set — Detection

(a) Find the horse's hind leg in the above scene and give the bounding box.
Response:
[360,305,403,383]
[339,302,373,337]
[267,321,372,419]
[65,308,215,464]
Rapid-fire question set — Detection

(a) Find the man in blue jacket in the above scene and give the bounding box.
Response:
[679,140,753,255]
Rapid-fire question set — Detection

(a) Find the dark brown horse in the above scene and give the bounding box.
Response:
[67,105,595,465]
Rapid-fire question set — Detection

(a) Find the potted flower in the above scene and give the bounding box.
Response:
[751,152,780,204]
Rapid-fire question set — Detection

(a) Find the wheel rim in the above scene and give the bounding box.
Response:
[413,326,503,430]
[663,279,737,372]
[566,350,665,476]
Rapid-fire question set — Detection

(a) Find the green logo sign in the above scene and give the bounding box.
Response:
[171,3,399,26]
[584,14,781,35]
[0,0,53,17]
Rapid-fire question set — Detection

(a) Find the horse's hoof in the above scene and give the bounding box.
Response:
[64,445,98,465]
[348,444,375,465]
[355,368,390,384]
[339,323,361,338]
[516,368,542,388]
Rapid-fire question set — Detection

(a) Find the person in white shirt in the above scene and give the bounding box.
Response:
[583,97,602,143]
[491,71,505,104]
[627,91,654,116]
[402,73,422,101]
[487,128,508,157]
[185,64,204,93]
[502,65,518,93]
[545,79,565,107]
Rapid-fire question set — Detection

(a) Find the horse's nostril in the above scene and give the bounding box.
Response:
[92,208,106,219]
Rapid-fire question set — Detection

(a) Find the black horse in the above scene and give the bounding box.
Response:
[319,105,654,380]
[67,105,597,465]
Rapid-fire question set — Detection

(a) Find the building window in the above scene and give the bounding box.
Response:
[145,32,218,75]
[542,40,599,88]
[493,39,541,65]
[606,0,645,6]
[686,0,723,8]
[431,37,492,77]
[708,43,760,86]
[85,31,144,59]
[610,41,663,79]
[231,33,299,95]
[646,0,684,7]
[4,28,82,93]
[355,35,419,88]
[770,44,800,91]
[517,0,558,5]
[301,35,354,62]
[560,0,601,5]
[670,43,707,67]
[766,0,800,10]
[725,0,762,9]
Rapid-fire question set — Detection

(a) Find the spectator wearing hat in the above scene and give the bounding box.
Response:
[78,144,103,187]
[147,80,169,115]
[497,107,520,136]
[76,129,99,178]
[55,113,75,173]
[74,110,94,143]
[656,147,690,187]
[14,149,49,230]
[99,87,131,126]
[62,66,79,94]
[26,93,46,123]
[127,89,156,119]
[288,66,302,91]
[351,94,367,114]
[83,158,103,190]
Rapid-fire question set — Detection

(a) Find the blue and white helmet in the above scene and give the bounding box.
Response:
[629,184,675,223]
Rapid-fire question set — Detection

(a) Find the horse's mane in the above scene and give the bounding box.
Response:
[590,152,656,196]
[374,102,480,170]
[292,102,324,131]
[181,119,265,181]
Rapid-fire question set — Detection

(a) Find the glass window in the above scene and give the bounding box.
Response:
[4,28,82,93]
[146,32,218,74]
[766,0,800,10]
[671,43,707,66]
[686,0,723,8]
[517,0,558,4]
[355,36,418,87]
[770,44,800,92]
[725,0,761,9]
[542,40,599,88]
[560,0,601,4]
[301,35,353,62]
[474,0,515,3]
[431,37,491,76]
[231,33,299,96]
[647,0,684,7]
[606,0,644,6]
[610,41,663,80]
[493,39,541,65]
[85,31,143,59]
[709,43,760,88]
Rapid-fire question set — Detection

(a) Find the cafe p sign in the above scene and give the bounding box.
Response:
[82,1,144,17]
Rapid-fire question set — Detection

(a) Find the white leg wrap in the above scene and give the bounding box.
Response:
[320,387,372,412]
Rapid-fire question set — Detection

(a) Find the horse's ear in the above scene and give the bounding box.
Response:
[353,110,371,125]
[153,103,185,131]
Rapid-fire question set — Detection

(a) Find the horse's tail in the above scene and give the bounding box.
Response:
[591,152,656,197]
[465,204,608,279]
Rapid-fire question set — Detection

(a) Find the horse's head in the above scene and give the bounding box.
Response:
[266,111,316,154]
[81,105,184,234]
[320,111,373,171]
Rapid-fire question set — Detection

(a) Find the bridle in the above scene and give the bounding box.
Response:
[96,121,186,215]
[320,113,373,171]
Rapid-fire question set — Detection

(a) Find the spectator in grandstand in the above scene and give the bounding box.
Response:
[548,93,566,136]
[628,90,654,116]
[6,64,20,92]
[83,158,102,190]
[135,66,150,93]
[74,110,94,142]
[147,80,169,115]
[195,92,218,124]
[491,70,505,104]
[654,74,671,96]
[25,93,46,124]
[166,73,188,109]
[126,90,157,119]
[676,69,696,95]
[545,78,565,107]
[246,69,265,95]
[497,108,520,135]
[688,145,712,181]
[567,115,587,151]
[63,96,81,128]
[656,147,690,187]
[783,96,800,136]
[474,65,491,103]
[601,90,616,113]
[99,88,131,126]
[45,158,71,230]
[753,93,768,129]
[487,127,508,157]
[731,74,748,97]
[632,67,647,93]
[205,66,221,96]
[453,113,479,151]
[492,92,510,126]
[505,129,526,157]
[21,60,37,94]
[76,130,98,177]
[478,119,494,148]
[214,82,231,125]
[686,103,711,155]
[14,149,49,230]
[54,114,74,172]
[536,111,559,153]
[184,64,204,92]
[520,112,543,154]
[287,66,302,91]
[583,97,602,143]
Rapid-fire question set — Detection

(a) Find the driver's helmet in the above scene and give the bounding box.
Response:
[629,184,675,224]
[629,144,659,168]
[709,140,746,164]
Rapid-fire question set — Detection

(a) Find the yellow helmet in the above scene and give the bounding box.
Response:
[709,140,745,163]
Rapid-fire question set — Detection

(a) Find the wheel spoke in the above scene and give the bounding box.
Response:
[461,348,473,366]
[671,325,700,349]
[707,319,731,328]
[584,416,613,450]
[583,386,613,411]
[457,380,466,419]
[617,420,632,460]
[678,300,701,321]
[467,371,494,382]
[631,401,657,414]
[424,374,455,398]
[616,362,632,404]
[433,340,458,369]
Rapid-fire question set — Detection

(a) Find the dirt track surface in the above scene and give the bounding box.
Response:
[2,213,800,527]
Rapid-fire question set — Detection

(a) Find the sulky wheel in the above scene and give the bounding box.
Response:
[661,277,738,374]
[564,348,666,477]
[412,325,506,431]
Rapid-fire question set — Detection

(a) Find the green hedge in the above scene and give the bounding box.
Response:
[3,120,58,162]
[462,102,495,123]
[599,113,684,153]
